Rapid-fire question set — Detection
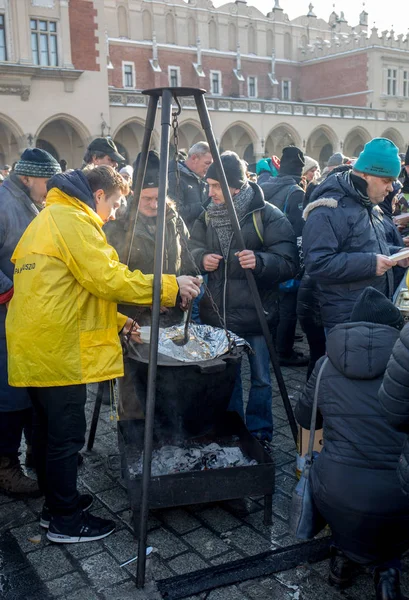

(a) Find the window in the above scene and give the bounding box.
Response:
[31,19,58,66]
[210,70,222,95]
[122,62,135,88]
[282,80,291,100]
[0,14,6,61]
[387,68,397,96]
[168,66,180,87]
[248,76,257,98]
[403,71,409,98]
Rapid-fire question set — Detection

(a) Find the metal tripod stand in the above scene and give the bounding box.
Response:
[121,87,299,588]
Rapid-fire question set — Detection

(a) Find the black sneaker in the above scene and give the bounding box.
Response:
[47,511,115,544]
[40,494,94,529]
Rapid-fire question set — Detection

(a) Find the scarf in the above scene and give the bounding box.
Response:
[206,183,254,259]
[342,170,373,210]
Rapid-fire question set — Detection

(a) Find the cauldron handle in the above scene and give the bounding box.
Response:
[194,360,226,374]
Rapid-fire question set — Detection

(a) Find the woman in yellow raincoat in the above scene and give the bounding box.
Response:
[6,165,200,544]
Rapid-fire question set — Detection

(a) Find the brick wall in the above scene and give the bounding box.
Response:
[299,52,368,106]
[69,0,99,71]
[109,44,302,100]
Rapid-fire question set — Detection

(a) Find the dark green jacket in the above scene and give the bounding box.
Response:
[105,204,192,327]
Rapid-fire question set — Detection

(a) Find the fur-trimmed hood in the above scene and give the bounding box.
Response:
[303,171,374,220]
[303,197,338,220]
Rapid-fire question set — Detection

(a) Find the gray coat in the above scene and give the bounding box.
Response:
[0,174,39,411]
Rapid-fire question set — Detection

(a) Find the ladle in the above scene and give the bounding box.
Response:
[171,301,194,346]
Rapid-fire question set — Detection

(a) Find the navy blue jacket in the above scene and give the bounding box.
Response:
[0,174,39,411]
[258,173,304,237]
[168,161,207,232]
[296,323,409,563]
[379,323,409,497]
[302,173,400,329]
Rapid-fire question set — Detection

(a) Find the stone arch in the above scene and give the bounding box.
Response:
[36,139,59,160]
[166,13,175,45]
[266,29,274,55]
[188,18,196,46]
[117,5,129,38]
[306,125,338,165]
[209,19,217,50]
[0,114,24,165]
[248,24,256,54]
[343,126,370,159]
[113,118,159,165]
[142,10,152,41]
[228,22,237,52]
[35,114,90,169]
[284,32,292,60]
[219,122,258,165]
[381,127,405,152]
[265,123,302,158]
[178,121,204,151]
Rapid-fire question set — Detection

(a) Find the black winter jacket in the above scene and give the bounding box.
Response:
[302,173,401,329]
[168,161,207,231]
[105,205,191,326]
[258,173,304,237]
[189,182,299,337]
[379,323,409,496]
[296,322,409,563]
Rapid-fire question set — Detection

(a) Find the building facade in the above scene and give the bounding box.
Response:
[0,0,408,169]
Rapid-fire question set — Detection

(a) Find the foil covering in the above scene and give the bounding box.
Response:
[157,323,248,362]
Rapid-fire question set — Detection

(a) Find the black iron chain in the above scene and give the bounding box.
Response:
[171,110,232,348]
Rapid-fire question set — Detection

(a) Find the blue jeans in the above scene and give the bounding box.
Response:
[228,335,273,441]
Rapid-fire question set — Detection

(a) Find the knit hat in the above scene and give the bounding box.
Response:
[302,156,319,175]
[206,151,247,189]
[256,158,278,177]
[132,150,160,190]
[350,287,404,330]
[354,138,401,179]
[327,152,345,168]
[119,165,134,179]
[405,146,409,167]
[279,146,305,177]
[14,148,61,178]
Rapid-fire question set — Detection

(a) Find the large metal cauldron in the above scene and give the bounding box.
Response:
[126,342,245,440]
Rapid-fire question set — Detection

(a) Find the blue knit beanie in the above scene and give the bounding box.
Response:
[354,138,401,179]
[256,158,278,177]
[14,148,61,178]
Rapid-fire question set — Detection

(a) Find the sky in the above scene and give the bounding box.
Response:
[213,0,405,35]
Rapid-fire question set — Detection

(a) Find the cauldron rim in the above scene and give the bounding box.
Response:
[126,342,246,368]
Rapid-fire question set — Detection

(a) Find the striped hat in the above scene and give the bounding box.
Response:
[14,148,61,178]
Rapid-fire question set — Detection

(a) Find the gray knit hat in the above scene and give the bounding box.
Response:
[14,148,61,178]
[327,152,345,168]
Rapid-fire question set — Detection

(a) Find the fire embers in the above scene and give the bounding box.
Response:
[129,442,257,478]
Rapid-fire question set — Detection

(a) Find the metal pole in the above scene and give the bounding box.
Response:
[194,92,298,445]
[136,89,173,587]
[121,94,159,265]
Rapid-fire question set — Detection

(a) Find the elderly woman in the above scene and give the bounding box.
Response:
[295,287,409,600]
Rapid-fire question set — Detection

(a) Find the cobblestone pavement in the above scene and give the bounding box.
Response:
[2,339,409,599]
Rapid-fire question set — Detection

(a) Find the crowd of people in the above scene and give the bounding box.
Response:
[2,132,409,598]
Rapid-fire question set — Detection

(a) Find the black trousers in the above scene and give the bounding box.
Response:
[276,290,298,357]
[298,317,326,380]
[0,407,32,457]
[28,385,86,515]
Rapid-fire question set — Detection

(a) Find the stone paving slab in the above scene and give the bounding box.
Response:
[4,339,409,599]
